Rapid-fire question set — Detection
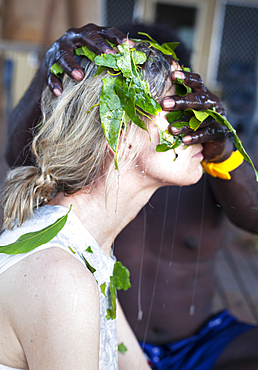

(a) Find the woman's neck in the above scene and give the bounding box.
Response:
[49,170,158,256]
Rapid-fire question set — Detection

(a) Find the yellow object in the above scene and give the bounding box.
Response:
[202,150,244,180]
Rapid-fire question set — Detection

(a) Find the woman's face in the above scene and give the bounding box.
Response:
[135,63,204,189]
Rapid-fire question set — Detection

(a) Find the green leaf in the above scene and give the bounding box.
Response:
[68,245,76,254]
[106,39,116,48]
[137,32,179,60]
[113,261,131,291]
[75,46,97,61]
[189,109,210,122]
[180,108,258,181]
[0,206,72,255]
[82,255,96,274]
[166,110,185,124]
[95,53,119,70]
[99,77,124,168]
[85,246,93,253]
[106,261,131,320]
[116,43,133,78]
[50,62,63,77]
[118,343,128,354]
[132,50,147,65]
[106,276,117,320]
[100,282,107,297]
[171,121,188,129]
[206,109,258,181]
[94,66,106,76]
[156,129,181,152]
[189,116,201,131]
[175,78,192,97]
[181,66,191,72]
[161,42,180,53]
[114,76,148,133]
[134,85,162,116]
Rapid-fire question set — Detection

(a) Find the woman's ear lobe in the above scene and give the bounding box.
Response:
[107,143,115,156]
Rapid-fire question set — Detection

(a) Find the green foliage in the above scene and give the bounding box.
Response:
[156,129,181,153]
[100,282,107,297]
[82,255,96,274]
[167,108,258,180]
[75,46,97,61]
[106,275,117,320]
[50,62,64,77]
[136,32,179,60]
[85,246,93,253]
[0,206,71,254]
[68,245,76,254]
[113,261,131,291]
[96,41,161,168]
[118,342,128,354]
[106,261,131,320]
[49,35,257,178]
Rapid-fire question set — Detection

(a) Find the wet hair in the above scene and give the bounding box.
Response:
[2,43,173,230]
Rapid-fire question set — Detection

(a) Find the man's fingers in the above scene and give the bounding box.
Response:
[46,23,134,96]
[172,71,206,92]
[57,50,85,80]
[182,126,227,145]
[73,24,133,55]
[162,92,217,111]
[98,26,134,47]
[48,74,63,96]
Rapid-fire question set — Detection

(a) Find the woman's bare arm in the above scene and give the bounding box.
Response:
[117,301,151,370]
[0,247,100,370]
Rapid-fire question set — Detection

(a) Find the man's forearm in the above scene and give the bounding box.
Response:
[5,64,47,167]
[208,160,258,234]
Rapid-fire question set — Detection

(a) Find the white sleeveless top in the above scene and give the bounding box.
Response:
[0,205,118,370]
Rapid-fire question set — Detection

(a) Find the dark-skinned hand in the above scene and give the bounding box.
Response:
[41,25,232,163]
[161,71,233,163]
[43,23,134,97]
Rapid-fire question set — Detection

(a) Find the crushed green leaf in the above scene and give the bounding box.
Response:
[85,246,93,253]
[82,255,96,274]
[68,245,76,254]
[118,342,128,354]
[106,261,131,320]
[100,282,107,297]
[50,62,64,77]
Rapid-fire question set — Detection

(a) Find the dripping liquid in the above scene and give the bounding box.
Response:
[141,186,170,347]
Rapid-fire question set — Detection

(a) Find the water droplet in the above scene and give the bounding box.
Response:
[137,310,143,321]
[189,305,195,315]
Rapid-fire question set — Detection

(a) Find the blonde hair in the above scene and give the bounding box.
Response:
[2,43,172,229]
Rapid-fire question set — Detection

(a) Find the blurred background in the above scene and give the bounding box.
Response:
[0,0,258,321]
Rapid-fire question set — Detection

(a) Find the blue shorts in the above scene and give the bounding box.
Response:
[140,310,257,370]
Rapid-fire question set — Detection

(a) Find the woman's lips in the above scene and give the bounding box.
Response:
[192,146,204,160]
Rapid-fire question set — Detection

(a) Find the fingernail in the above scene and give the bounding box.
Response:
[163,99,175,109]
[53,88,62,97]
[182,135,191,144]
[170,127,181,134]
[71,69,84,81]
[122,38,134,48]
[174,71,185,80]
[104,48,116,55]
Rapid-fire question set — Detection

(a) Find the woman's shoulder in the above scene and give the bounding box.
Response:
[0,246,99,338]
[0,246,100,370]
[1,246,98,296]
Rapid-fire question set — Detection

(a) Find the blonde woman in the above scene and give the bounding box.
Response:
[0,42,206,370]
